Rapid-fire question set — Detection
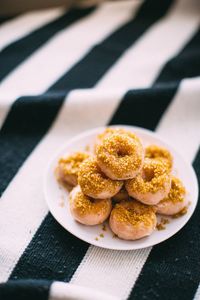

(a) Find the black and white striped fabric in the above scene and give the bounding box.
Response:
[0,1,200,299]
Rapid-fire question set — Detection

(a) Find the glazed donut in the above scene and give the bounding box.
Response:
[125,158,171,205]
[78,157,123,199]
[70,186,112,225]
[94,128,117,151]
[156,176,187,215]
[145,145,173,170]
[112,186,129,202]
[55,152,90,186]
[109,200,157,240]
[96,133,144,180]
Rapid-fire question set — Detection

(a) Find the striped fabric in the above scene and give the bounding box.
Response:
[0,0,199,299]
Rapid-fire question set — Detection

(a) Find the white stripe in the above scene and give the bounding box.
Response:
[70,78,200,300]
[49,282,119,300]
[0,102,10,129]
[0,8,63,51]
[97,0,200,90]
[71,246,151,299]
[157,77,200,162]
[0,0,139,129]
[194,284,200,300]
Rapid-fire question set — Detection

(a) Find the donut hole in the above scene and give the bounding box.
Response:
[99,169,109,180]
[142,168,155,182]
[116,149,129,157]
[95,164,109,179]
[115,144,133,157]
[88,197,95,204]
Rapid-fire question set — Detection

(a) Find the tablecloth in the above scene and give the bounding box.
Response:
[0,0,200,299]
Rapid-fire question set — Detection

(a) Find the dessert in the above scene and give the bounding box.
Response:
[55,127,188,241]
[155,176,187,215]
[145,145,173,170]
[125,158,171,205]
[78,157,123,199]
[109,201,157,240]
[70,186,112,225]
[56,151,90,186]
[96,132,144,180]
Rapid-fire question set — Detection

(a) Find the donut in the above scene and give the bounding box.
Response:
[125,158,171,205]
[78,157,123,199]
[55,152,90,186]
[69,186,112,225]
[109,200,157,240]
[112,185,129,202]
[156,176,187,215]
[145,145,173,170]
[96,133,144,180]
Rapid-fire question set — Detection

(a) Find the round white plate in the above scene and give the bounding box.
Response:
[44,126,198,250]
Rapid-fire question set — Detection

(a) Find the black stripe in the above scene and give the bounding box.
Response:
[10,214,89,281]
[153,28,200,84]
[3,0,173,282]
[0,279,51,300]
[0,7,95,82]
[129,149,200,300]
[0,15,17,26]
[49,0,173,91]
[0,93,64,196]
[109,84,176,130]
[110,29,200,128]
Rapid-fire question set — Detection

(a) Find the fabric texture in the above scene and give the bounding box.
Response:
[0,0,200,299]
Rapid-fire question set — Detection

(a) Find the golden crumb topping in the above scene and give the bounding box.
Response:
[172,206,188,218]
[102,224,107,231]
[156,217,169,230]
[126,158,171,194]
[96,133,143,178]
[145,145,173,170]
[78,158,122,196]
[111,201,156,227]
[97,128,119,141]
[97,128,141,144]
[70,189,110,216]
[58,152,90,176]
[160,176,186,204]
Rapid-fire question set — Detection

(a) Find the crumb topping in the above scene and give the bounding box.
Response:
[78,158,122,196]
[160,176,186,204]
[172,207,188,218]
[58,152,90,176]
[96,133,143,177]
[156,217,169,230]
[102,224,107,231]
[70,189,110,216]
[97,128,141,144]
[126,158,171,194]
[111,201,156,227]
[145,145,173,170]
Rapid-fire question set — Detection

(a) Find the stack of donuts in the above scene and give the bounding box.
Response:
[56,128,188,240]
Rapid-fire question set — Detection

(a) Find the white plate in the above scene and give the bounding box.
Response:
[44,126,198,250]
